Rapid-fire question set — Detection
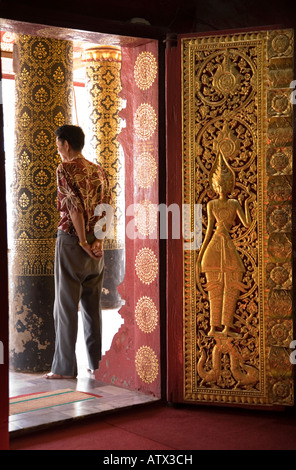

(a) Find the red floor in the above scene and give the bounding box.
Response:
[9,402,296,451]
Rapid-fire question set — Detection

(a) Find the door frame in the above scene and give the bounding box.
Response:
[0,56,9,451]
[0,12,167,449]
[166,26,295,407]
[165,36,184,403]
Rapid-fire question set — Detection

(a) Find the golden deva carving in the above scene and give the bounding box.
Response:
[196,150,258,388]
[197,151,255,337]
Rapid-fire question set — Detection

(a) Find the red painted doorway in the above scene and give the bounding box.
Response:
[0,18,165,449]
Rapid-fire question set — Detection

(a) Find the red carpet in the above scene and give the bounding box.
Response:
[9,402,296,450]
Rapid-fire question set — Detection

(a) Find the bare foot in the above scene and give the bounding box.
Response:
[43,372,76,379]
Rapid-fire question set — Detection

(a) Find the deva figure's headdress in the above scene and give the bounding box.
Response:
[209,151,235,196]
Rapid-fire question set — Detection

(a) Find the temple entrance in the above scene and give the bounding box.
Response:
[1,19,162,434]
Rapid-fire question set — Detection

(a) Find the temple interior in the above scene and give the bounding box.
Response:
[0,0,295,450]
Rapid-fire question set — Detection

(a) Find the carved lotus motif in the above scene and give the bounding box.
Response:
[212,53,241,96]
[213,122,240,160]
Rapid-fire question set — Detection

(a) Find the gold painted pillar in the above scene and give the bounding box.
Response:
[84,46,125,309]
[10,34,73,372]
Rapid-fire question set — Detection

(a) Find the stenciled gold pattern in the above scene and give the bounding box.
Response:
[134,199,158,237]
[135,296,158,333]
[135,247,158,285]
[85,46,124,250]
[135,345,159,383]
[134,51,158,90]
[134,103,157,141]
[1,31,15,52]
[133,47,160,390]
[135,151,157,189]
[12,34,73,276]
[183,29,293,406]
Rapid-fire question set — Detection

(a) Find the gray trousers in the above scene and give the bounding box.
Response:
[51,230,104,376]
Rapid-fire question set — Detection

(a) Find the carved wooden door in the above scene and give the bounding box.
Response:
[0,57,9,448]
[166,28,294,407]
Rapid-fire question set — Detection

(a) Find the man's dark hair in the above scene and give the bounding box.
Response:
[55,125,85,151]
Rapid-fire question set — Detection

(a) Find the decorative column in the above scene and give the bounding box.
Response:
[84,46,125,309]
[9,34,73,372]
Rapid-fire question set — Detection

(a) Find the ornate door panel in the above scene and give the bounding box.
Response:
[167,29,294,407]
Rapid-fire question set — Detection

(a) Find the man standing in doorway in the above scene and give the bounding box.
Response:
[44,124,112,379]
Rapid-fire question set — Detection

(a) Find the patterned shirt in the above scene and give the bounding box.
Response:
[56,156,112,236]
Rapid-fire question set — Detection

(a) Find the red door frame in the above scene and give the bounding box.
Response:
[96,40,165,397]
[0,58,9,449]
[165,38,184,404]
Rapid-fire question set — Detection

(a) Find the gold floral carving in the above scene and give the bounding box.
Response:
[135,247,158,285]
[135,296,158,333]
[182,29,294,406]
[135,345,159,383]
